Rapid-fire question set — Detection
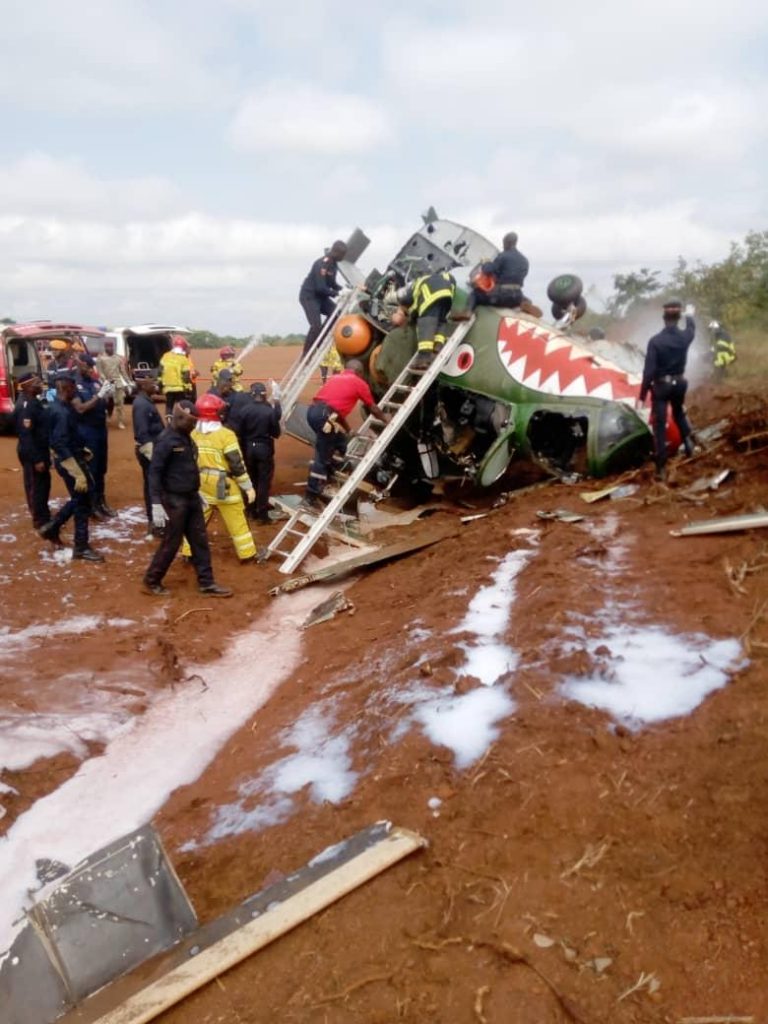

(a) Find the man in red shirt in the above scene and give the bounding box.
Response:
[303,359,387,508]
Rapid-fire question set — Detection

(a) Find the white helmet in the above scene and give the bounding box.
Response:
[708,320,720,330]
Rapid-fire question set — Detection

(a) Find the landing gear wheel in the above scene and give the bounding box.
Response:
[547,273,583,306]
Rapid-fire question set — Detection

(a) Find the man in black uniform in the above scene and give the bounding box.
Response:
[299,240,347,357]
[132,377,166,537]
[39,371,104,561]
[143,400,232,597]
[235,381,282,524]
[73,353,115,517]
[14,373,51,531]
[639,298,696,481]
[465,231,538,314]
[206,369,248,425]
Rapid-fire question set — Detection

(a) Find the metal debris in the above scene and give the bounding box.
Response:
[302,591,356,628]
[536,509,586,524]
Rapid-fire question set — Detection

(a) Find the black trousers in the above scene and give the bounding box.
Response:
[144,492,214,588]
[51,459,93,550]
[164,391,186,417]
[300,293,336,357]
[652,378,692,467]
[245,440,275,518]
[306,402,347,497]
[20,459,51,528]
[135,449,152,523]
[79,425,108,502]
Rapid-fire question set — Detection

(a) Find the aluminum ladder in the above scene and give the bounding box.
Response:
[278,288,362,422]
[265,315,476,575]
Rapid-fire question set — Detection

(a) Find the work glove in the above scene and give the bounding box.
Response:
[244,487,256,506]
[138,442,153,460]
[61,457,88,493]
[97,381,114,399]
[151,503,169,529]
[684,303,696,317]
[269,379,282,401]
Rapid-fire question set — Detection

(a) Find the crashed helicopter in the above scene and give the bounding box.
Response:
[284,213,655,497]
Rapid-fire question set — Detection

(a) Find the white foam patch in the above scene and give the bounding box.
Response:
[0,585,328,961]
[206,703,357,843]
[412,686,515,769]
[561,622,744,728]
[0,711,130,771]
[0,615,102,654]
[453,545,536,686]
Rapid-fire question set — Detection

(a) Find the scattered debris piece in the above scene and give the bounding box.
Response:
[608,483,639,500]
[617,970,661,1002]
[671,511,768,538]
[533,932,556,948]
[678,1017,755,1024]
[579,484,627,503]
[684,469,733,494]
[536,509,586,524]
[303,591,355,629]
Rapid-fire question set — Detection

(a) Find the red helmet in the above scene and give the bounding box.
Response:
[171,334,190,353]
[194,393,227,421]
[219,346,235,358]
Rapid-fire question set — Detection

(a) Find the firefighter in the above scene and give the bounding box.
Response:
[299,240,347,357]
[210,346,244,390]
[14,373,51,530]
[319,341,343,383]
[236,381,282,524]
[159,335,193,416]
[638,298,696,482]
[143,400,232,597]
[395,269,456,369]
[180,392,257,563]
[302,359,387,509]
[708,320,736,379]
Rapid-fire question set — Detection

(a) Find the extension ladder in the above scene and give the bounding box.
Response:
[265,315,476,575]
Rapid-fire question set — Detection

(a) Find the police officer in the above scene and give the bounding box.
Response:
[299,240,347,357]
[236,381,282,524]
[395,269,456,369]
[39,371,104,561]
[638,298,696,481]
[14,373,51,531]
[143,400,232,597]
[132,377,166,537]
[73,353,115,517]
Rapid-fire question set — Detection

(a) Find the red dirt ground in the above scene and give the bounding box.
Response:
[1,348,767,1023]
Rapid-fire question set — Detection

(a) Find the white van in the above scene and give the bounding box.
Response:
[107,324,192,382]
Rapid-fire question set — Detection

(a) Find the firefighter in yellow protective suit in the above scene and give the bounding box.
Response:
[181,393,257,562]
[708,320,736,380]
[395,269,456,369]
[159,335,193,415]
[210,346,245,391]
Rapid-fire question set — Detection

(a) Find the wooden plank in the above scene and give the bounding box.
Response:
[671,511,768,537]
[82,825,425,1024]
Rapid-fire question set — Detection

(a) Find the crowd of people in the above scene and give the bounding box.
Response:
[15,340,284,595]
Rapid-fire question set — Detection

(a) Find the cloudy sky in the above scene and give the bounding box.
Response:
[1,0,765,335]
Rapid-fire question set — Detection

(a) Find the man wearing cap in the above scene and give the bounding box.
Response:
[234,381,282,524]
[638,298,696,481]
[73,353,115,517]
[207,369,249,425]
[159,335,193,416]
[299,240,348,357]
[132,377,166,537]
[302,359,387,509]
[14,373,51,531]
[96,338,131,429]
[39,372,104,561]
[143,400,232,597]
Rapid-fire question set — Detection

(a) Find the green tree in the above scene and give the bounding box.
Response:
[606,269,662,317]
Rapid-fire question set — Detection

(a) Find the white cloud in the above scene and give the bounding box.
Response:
[228,82,394,154]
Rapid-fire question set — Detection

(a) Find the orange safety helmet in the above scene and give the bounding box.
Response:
[334,314,372,356]
[171,334,190,353]
[49,338,70,351]
[219,345,235,358]
[194,392,227,421]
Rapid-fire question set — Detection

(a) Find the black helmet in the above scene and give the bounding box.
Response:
[250,381,267,398]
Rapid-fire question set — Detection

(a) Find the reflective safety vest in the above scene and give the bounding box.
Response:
[408,271,456,317]
[191,424,251,501]
[713,332,736,368]
[210,358,244,389]
[159,351,192,392]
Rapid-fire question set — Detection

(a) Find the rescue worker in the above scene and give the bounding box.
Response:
[303,359,387,509]
[638,298,696,481]
[96,338,131,428]
[236,381,282,524]
[319,341,343,384]
[14,373,51,530]
[45,339,74,401]
[210,346,244,390]
[395,269,456,368]
[39,371,104,561]
[299,240,347,357]
[463,232,540,316]
[708,320,736,379]
[143,400,232,597]
[132,377,166,537]
[159,335,193,416]
[180,393,257,563]
[73,353,115,517]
